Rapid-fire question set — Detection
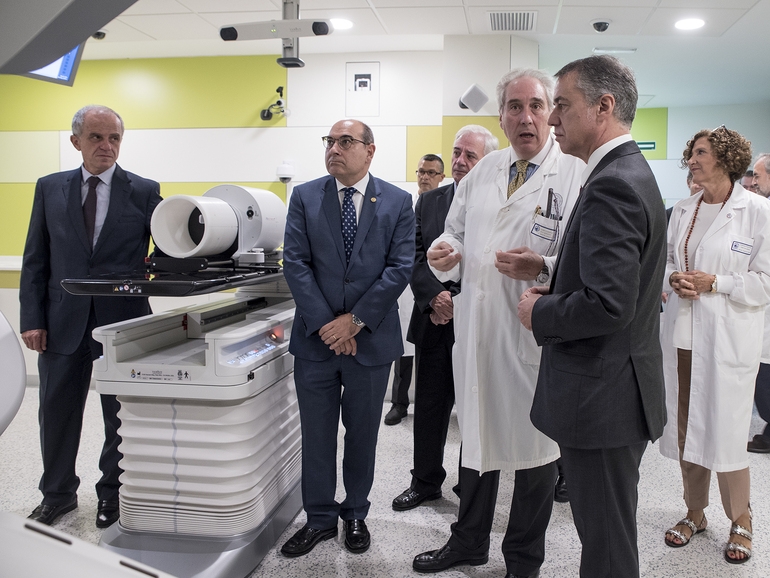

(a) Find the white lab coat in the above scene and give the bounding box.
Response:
[660,185,770,471]
[431,137,584,473]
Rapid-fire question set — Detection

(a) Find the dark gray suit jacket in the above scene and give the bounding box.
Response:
[406,183,459,348]
[20,165,162,355]
[530,140,667,449]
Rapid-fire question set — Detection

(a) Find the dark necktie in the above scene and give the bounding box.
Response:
[341,187,357,264]
[83,175,100,246]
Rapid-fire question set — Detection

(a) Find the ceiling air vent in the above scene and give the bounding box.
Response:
[489,11,537,32]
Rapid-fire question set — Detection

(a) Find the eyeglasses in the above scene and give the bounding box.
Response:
[416,169,442,178]
[321,136,368,150]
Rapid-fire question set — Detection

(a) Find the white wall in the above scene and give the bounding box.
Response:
[651,101,770,208]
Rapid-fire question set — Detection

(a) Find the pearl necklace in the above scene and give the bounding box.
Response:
[683,182,734,271]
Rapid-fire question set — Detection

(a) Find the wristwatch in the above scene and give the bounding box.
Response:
[710,276,718,293]
[351,314,366,328]
[536,261,550,284]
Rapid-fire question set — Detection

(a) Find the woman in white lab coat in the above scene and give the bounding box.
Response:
[660,126,770,564]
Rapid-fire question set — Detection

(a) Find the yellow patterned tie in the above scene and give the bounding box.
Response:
[507,160,529,198]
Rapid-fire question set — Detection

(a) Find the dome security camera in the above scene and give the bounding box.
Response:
[92,30,107,40]
[276,161,295,184]
[592,20,610,33]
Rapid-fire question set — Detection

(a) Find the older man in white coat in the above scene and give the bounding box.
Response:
[412,69,584,578]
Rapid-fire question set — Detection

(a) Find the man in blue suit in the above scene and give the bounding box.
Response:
[281,119,415,557]
[20,105,162,527]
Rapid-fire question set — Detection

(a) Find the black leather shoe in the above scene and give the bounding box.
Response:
[506,571,540,578]
[554,475,569,503]
[28,498,78,526]
[392,487,442,511]
[413,544,488,573]
[384,404,407,425]
[747,434,770,453]
[344,519,370,553]
[96,500,120,528]
[281,524,337,557]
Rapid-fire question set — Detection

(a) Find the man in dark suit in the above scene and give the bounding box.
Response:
[281,119,414,557]
[383,153,445,427]
[517,56,667,578]
[391,125,497,511]
[20,105,162,528]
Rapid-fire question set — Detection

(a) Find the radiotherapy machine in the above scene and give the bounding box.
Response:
[63,185,300,578]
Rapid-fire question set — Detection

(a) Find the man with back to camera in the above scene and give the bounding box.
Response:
[281,119,414,557]
[413,69,584,578]
[20,105,162,528]
[391,125,498,510]
[517,55,667,578]
[384,153,447,427]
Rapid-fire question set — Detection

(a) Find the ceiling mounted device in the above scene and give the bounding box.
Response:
[220,0,333,68]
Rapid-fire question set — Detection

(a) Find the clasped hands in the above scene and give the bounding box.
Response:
[669,270,716,300]
[319,313,361,356]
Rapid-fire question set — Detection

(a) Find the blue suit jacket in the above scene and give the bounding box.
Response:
[20,165,162,355]
[283,174,415,366]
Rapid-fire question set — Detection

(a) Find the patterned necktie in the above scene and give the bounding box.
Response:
[341,187,357,264]
[83,175,100,246]
[507,160,530,198]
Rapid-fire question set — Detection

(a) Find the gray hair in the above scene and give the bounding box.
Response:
[496,68,555,112]
[72,105,124,136]
[756,153,770,173]
[454,124,499,155]
[554,55,638,128]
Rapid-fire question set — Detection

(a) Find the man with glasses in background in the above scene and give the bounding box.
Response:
[416,154,446,194]
[281,119,414,558]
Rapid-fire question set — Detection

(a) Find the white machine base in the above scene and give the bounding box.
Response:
[100,479,302,578]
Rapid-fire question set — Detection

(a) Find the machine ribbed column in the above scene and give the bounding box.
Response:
[116,375,300,537]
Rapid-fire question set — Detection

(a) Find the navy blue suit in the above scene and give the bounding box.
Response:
[20,164,161,506]
[283,174,414,528]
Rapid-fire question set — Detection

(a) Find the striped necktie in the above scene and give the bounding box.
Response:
[507,160,530,198]
[341,187,357,264]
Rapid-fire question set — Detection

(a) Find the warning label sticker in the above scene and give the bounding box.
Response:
[130,369,192,381]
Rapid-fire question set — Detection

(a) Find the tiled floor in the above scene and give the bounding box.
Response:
[2,385,769,577]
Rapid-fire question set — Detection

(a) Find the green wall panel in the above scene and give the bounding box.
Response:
[631,108,667,161]
[0,56,287,132]
[0,183,35,256]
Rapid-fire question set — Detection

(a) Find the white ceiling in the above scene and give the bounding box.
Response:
[83,0,770,108]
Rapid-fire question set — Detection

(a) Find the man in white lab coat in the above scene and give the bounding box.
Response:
[413,69,584,577]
